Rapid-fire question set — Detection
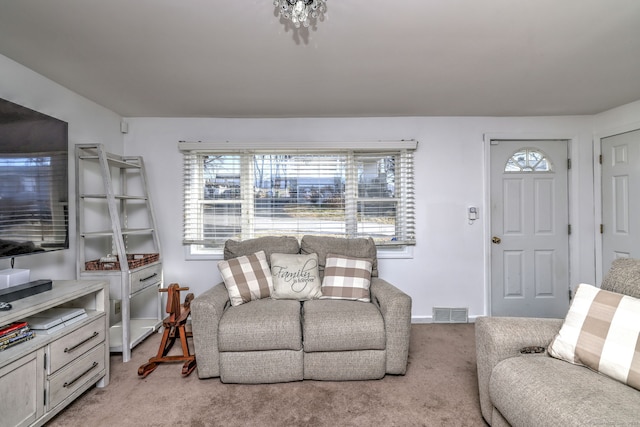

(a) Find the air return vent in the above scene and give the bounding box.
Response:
[432,307,469,323]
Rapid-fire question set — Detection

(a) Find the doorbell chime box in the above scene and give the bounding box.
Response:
[0,268,30,289]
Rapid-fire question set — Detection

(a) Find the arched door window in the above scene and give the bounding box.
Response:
[504,148,553,172]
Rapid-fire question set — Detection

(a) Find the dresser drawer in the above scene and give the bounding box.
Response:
[49,315,106,374]
[47,343,105,410]
[130,263,162,294]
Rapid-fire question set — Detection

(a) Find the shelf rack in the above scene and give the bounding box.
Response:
[75,144,163,363]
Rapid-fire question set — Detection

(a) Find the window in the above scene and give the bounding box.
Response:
[505,148,553,172]
[180,141,417,256]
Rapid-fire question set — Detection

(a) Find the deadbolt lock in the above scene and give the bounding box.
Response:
[492,236,502,244]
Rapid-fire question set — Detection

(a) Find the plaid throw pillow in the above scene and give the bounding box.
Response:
[320,254,373,302]
[218,250,273,307]
[548,283,640,391]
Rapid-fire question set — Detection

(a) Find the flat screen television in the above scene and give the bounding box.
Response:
[0,98,69,259]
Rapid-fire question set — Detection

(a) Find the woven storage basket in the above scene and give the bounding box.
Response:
[85,253,159,271]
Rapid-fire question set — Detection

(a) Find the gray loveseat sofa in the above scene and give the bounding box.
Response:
[476,258,640,427]
[191,235,412,384]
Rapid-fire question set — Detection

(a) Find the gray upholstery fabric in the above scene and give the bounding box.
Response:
[191,235,412,384]
[490,356,640,427]
[304,350,386,381]
[476,258,640,426]
[220,350,304,384]
[601,257,640,298]
[370,277,412,375]
[218,299,302,352]
[190,283,229,379]
[300,235,378,277]
[475,316,563,425]
[490,409,511,427]
[224,235,300,265]
[302,299,385,352]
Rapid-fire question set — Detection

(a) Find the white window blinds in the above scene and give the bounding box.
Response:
[180,141,416,253]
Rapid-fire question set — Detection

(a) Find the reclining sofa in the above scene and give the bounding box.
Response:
[191,235,412,384]
[476,258,640,426]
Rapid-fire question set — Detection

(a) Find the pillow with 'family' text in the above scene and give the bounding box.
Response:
[218,250,273,307]
[548,283,640,391]
[270,252,321,300]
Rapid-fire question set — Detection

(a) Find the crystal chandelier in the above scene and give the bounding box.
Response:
[274,0,327,28]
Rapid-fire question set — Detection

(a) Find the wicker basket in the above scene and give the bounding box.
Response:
[85,253,159,271]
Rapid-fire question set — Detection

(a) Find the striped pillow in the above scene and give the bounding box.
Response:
[218,251,273,307]
[320,254,373,302]
[548,283,640,390]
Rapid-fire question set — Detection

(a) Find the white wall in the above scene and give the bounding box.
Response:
[3,49,639,320]
[0,54,124,280]
[125,115,597,321]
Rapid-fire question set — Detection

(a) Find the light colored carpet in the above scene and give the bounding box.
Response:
[47,324,487,427]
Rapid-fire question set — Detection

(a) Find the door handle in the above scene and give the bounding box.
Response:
[492,236,502,244]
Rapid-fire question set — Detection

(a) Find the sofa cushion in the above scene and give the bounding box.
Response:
[224,236,300,266]
[302,299,385,352]
[601,258,640,299]
[490,355,640,427]
[300,235,378,278]
[218,299,302,352]
[270,252,322,300]
[548,283,640,390]
[304,350,386,381]
[220,349,304,384]
[320,254,373,302]
[218,250,273,306]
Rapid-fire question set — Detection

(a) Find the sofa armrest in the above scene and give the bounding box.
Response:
[475,316,563,424]
[190,283,229,379]
[370,278,412,375]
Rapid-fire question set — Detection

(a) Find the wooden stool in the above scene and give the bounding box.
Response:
[138,283,197,378]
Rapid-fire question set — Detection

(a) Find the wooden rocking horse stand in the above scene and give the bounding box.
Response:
[138,283,197,378]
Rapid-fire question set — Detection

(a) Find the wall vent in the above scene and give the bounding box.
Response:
[432,307,469,323]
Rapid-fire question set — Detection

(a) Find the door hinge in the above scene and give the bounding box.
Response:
[569,288,573,301]
[567,158,572,169]
[599,154,603,164]
[600,224,604,234]
[44,388,47,403]
[568,224,572,235]
[44,353,47,369]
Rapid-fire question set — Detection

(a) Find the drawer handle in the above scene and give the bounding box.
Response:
[63,361,99,388]
[64,331,99,353]
[140,273,158,282]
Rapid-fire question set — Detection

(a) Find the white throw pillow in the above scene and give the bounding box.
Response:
[548,283,640,391]
[218,250,273,307]
[270,253,321,300]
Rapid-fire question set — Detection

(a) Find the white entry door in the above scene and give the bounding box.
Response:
[601,129,640,273]
[490,140,570,317]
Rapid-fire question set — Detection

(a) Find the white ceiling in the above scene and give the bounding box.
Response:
[1,0,639,118]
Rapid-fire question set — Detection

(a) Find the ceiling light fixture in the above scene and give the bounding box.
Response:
[274,0,327,28]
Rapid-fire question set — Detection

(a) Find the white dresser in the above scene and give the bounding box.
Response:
[0,280,109,427]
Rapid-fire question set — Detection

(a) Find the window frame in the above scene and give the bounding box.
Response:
[180,140,417,259]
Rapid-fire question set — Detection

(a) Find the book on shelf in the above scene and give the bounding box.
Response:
[0,326,30,342]
[0,329,35,351]
[0,321,29,338]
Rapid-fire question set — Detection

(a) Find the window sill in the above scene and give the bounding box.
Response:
[184,245,414,261]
